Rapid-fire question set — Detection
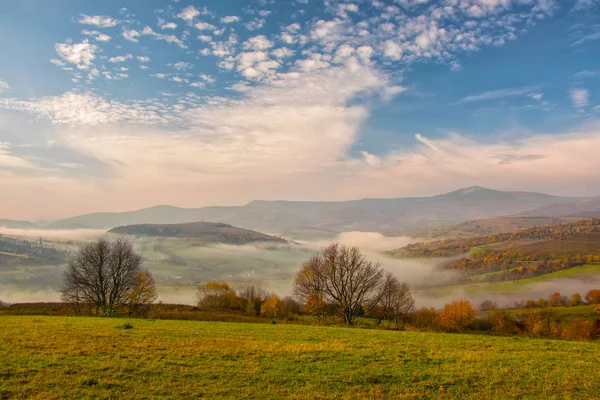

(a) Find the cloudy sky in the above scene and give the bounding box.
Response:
[1,0,599,220]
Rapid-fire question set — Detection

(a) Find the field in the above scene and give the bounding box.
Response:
[1,316,600,399]
[421,264,600,299]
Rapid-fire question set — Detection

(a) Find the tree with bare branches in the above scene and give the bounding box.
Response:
[60,237,145,316]
[379,273,415,329]
[294,243,385,325]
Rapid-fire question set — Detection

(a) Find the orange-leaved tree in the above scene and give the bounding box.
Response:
[439,299,476,332]
[585,289,600,304]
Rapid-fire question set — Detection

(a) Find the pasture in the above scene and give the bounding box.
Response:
[1,316,599,399]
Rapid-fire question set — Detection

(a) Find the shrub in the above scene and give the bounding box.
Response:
[439,299,476,332]
[489,310,516,335]
[410,307,439,330]
[518,309,562,338]
[570,293,583,307]
[479,300,497,311]
[585,289,600,304]
[525,300,537,308]
[562,319,595,341]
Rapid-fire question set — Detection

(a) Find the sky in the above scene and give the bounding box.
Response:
[1,0,600,220]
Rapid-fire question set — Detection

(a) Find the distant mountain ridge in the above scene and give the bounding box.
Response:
[2,186,597,235]
[109,222,287,245]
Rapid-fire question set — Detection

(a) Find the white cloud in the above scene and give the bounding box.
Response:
[243,35,274,50]
[198,35,212,42]
[158,18,178,30]
[245,18,265,31]
[194,22,217,30]
[572,0,600,10]
[458,87,539,103]
[383,40,403,60]
[0,79,10,94]
[95,34,111,42]
[55,40,98,70]
[177,6,200,21]
[529,93,543,101]
[141,26,187,48]
[108,54,132,63]
[171,62,194,70]
[570,89,590,108]
[78,14,119,28]
[356,45,374,60]
[221,16,241,23]
[82,29,110,42]
[122,29,140,42]
[271,47,295,58]
[137,56,151,63]
[0,91,175,125]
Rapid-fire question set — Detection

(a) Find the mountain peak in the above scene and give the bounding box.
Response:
[446,186,492,196]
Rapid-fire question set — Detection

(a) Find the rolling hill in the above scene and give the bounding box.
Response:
[391,216,582,240]
[0,219,40,229]
[520,199,600,218]
[108,221,287,245]
[30,186,593,233]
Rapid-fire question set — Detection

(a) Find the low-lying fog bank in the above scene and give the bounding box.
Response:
[1,228,599,309]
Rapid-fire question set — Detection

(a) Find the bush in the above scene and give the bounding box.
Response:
[489,310,517,335]
[518,309,562,338]
[439,300,476,332]
[410,307,439,330]
[562,319,595,341]
[586,289,600,304]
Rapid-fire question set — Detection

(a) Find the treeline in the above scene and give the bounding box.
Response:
[0,236,69,265]
[400,218,600,258]
[455,251,600,281]
[413,292,600,341]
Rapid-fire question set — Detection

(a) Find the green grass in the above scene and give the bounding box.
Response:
[1,316,600,399]
[428,264,600,297]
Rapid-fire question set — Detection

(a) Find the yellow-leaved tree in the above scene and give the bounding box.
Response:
[126,270,158,317]
[439,299,476,332]
[260,295,285,319]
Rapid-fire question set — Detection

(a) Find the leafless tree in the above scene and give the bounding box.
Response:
[294,243,385,325]
[379,273,415,329]
[60,237,143,316]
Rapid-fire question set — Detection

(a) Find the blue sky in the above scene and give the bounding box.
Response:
[1,0,600,219]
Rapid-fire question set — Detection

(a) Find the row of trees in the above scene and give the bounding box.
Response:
[480,289,600,311]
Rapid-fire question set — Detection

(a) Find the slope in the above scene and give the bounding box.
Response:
[109,221,286,245]
[42,186,589,233]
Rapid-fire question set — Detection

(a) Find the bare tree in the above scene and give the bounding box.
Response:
[379,273,415,329]
[60,237,144,316]
[294,243,385,325]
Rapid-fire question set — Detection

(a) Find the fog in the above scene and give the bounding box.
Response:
[0,227,107,240]
[1,229,599,309]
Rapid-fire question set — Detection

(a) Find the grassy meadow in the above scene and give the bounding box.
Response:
[1,316,600,399]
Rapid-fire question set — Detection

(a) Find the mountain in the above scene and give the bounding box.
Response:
[392,216,581,240]
[0,219,40,229]
[14,186,595,234]
[519,199,600,218]
[108,221,287,245]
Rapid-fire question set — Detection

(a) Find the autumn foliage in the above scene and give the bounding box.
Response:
[438,299,476,332]
[586,289,600,304]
